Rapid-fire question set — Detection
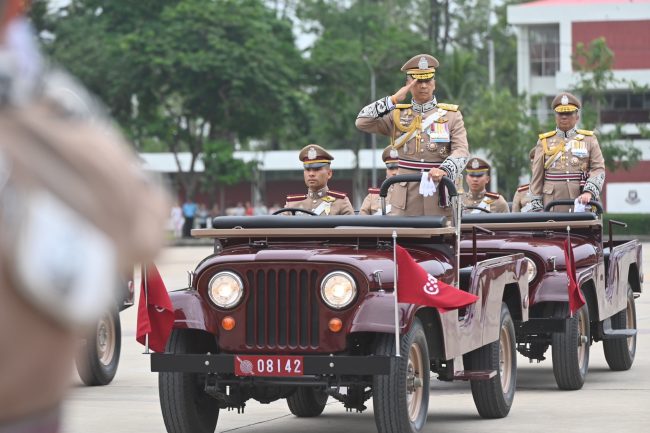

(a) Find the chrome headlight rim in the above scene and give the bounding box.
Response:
[320,271,358,310]
[524,257,537,283]
[207,271,244,309]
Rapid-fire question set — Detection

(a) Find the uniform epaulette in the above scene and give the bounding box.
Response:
[576,129,594,136]
[395,103,412,109]
[516,184,530,192]
[539,130,556,139]
[327,190,347,199]
[485,192,501,199]
[286,194,306,202]
[436,103,459,112]
[368,187,380,194]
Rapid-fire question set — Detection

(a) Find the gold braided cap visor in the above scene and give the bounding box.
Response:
[554,104,579,113]
[406,69,435,80]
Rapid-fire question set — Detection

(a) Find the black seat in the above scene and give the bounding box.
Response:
[462,212,597,225]
[211,215,448,230]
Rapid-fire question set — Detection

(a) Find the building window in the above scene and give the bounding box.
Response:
[601,91,650,123]
[529,25,560,76]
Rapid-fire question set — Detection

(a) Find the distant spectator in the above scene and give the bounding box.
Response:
[196,203,209,228]
[245,201,254,216]
[254,203,268,215]
[182,198,198,237]
[170,202,184,238]
[233,202,245,216]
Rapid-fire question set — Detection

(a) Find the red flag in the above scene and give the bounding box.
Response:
[136,264,174,352]
[564,239,585,316]
[395,245,479,312]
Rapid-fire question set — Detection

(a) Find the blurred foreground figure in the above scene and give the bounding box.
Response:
[0,1,169,431]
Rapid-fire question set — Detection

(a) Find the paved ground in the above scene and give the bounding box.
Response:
[63,245,650,433]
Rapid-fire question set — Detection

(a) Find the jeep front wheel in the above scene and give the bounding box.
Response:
[465,303,517,418]
[159,329,220,433]
[373,318,430,433]
[286,387,328,417]
[603,285,637,371]
[76,308,121,386]
[552,302,590,390]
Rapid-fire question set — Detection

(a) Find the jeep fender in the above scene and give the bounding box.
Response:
[349,292,418,334]
[169,290,219,336]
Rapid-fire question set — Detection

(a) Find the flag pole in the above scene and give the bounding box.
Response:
[566,226,573,318]
[392,230,401,357]
[143,264,150,354]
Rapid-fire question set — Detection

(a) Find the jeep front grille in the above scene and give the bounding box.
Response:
[244,269,320,349]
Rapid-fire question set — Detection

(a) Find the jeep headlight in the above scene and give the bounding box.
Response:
[208,271,244,309]
[524,257,537,282]
[321,271,357,309]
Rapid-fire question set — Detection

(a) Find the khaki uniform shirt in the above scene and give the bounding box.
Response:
[284,187,354,216]
[462,191,509,214]
[511,184,533,212]
[359,187,394,215]
[530,128,605,212]
[356,97,469,217]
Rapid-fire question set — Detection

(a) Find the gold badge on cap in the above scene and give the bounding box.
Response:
[418,56,428,70]
[307,147,317,160]
[561,95,569,105]
[390,148,398,158]
[471,159,479,169]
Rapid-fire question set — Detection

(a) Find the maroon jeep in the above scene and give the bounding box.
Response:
[460,201,642,390]
[151,176,530,433]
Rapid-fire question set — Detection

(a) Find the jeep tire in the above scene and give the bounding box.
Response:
[603,285,637,371]
[76,308,121,386]
[159,329,220,433]
[465,303,517,418]
[286,387,328,417]
[552,301,590,390]
[373,318,430,433]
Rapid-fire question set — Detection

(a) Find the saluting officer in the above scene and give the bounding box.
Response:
[511,148,536,212]
[284,144,354,215]
[462,157,509,213]
[355,54,469,217]
[530,92,605,212]
[359,146,399,215]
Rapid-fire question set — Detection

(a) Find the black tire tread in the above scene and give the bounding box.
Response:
[286,387,328,417]
[603,287,637,371]
[552,302,590,390]
[76,309,121,386]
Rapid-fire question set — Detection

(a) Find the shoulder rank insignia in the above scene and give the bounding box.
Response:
[485,192,500,199]
[322,196,336,203]
[286,194,306,202]
[436,103,459,112]
[576,129,594,136]
[516,184,530,192]
[539,130,556,139]
[396,103,412,109]
[327,190,347,199]
[368,187,380,194]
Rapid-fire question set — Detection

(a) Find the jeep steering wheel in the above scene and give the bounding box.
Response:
[272,207,317,216]
[464,206,491,213]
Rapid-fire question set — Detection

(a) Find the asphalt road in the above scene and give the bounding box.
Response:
[63,245,650,433]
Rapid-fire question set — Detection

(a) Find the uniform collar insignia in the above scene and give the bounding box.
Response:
[307,147,317,160]
[411,97,437,113]
[308,187,328,199]
[556,127,577,139]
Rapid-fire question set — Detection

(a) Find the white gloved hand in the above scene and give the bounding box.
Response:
[573,198,587,212]
[419,172,437,197]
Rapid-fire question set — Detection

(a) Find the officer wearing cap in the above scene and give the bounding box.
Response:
[359,146,400,215]
[284,144,354,215]
[462,157,509,213]
[355,54,469,217]
[530,92,605,212]
[511,148,536,212]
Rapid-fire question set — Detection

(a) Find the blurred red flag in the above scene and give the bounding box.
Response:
[136,264,174,352]
[395,245,479,312]
[563,239,585,316]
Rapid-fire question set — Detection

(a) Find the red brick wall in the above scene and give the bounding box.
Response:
[573,20,650,70]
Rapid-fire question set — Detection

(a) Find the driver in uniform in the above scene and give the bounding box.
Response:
[284,144,354,215]
[358,146,399,215]
[462,157,509,213]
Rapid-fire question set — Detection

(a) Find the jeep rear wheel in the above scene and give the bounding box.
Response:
[76,308,121,386]
[159,329,219,433]
[466,303,517,418]
[373,318,430,433]
[286,387,328,417]
[552,302,590,390]
[603,285,637,371]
